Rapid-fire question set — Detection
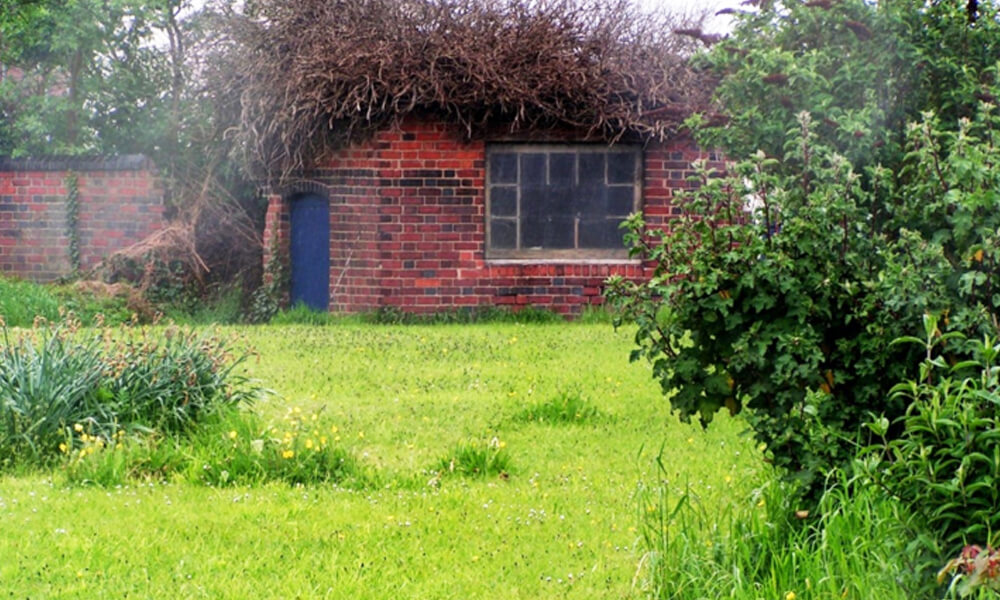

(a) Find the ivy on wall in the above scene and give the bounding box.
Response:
[64,172,81,274]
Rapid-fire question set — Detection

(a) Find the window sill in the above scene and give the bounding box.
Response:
[486,257,642,265]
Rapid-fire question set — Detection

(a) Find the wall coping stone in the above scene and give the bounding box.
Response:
[0,154,154,172]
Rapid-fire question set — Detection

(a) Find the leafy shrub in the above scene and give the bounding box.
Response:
[607,0,1000,500]
[867,314,1000,553]
[0,276,62,325]
[62,428,187,486]
[0,316,258,469]
[431,438,511,480]
[512,389,606,425]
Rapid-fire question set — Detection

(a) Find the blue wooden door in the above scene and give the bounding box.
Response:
[290,194,330,311]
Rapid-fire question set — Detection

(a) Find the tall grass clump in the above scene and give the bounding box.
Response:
[0,315,258,469]
[431,437,511,480]
[512,389,606,425]
[635,459,933,599]
[0,276,62,325]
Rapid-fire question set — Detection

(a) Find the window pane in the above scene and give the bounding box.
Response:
[546,185,573,216]
[521,185,548,219]
[578,153,605,184]
[522,217,544,248]
[490,186,517,216]
[607,186,634,215]
[607,153,636,184]
[576,184,605,217]
[490,219,516,249]
[579,218,624,249]
[549,153,575,185]
[523,217,574,249]
[544,216,575,248]
[492,153,518,183]
[520,153,546,184]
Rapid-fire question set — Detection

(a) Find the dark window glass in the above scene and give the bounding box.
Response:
[578,154,605,184]
[576,184,605,217]
[607,186,634,215]
[545,216,575,248]
[522,217,544,248]
[579,219,623,248]
[521,185,548,219]
[549,153,575,185]
[490,186,517,216]
[490,220,517,249]
[520,153,546,183]
[487,146,638,255]
[607,153,636,184]
[492,153,518,183]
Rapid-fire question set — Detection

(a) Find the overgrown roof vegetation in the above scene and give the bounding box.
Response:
[214,0,712,180]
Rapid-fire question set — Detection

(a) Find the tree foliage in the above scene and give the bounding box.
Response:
[607,0,1000,498]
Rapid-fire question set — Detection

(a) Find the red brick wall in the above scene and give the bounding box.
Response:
[263,117,722,315]
[0,156,165,282]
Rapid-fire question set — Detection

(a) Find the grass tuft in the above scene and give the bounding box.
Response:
[431,438,511,480]
[512,389,606,425]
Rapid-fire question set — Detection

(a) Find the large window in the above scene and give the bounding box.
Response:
[486,144,641,259]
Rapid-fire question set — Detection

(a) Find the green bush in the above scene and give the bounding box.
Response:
[606,0,1000,500]
[867,314,1000,553]
[0,316,258,469]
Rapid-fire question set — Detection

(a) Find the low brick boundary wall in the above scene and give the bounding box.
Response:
[0,155,165,282]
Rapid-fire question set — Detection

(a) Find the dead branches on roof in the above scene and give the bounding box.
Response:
[212,0,713,181]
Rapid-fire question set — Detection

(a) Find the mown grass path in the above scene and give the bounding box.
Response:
[0,324,758,599]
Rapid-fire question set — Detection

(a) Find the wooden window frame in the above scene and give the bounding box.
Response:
[485,143,642,261]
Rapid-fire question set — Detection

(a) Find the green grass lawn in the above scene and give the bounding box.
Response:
[0,323,760,599]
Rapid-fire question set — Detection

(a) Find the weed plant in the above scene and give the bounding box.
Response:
[512,389,606,425]
[866,314,1000,554]
[0,316,258,469]
[432,437,511,479]
[63,408,373,488]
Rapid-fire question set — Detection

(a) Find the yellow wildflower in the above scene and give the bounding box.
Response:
[73,423,83,432]
[228,430,238,440]
[282,449,295,459]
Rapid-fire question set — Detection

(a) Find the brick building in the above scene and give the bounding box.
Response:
[263,117,719,315]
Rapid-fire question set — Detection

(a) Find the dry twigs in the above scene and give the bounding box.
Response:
[211,0,713,181]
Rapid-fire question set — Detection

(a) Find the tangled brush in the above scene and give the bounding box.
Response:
[211,0,714,181]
